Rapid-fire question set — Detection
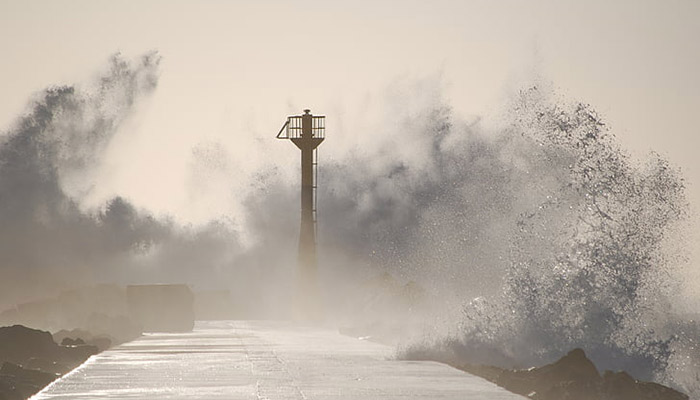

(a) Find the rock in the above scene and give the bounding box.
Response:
[60,337,85,346]
[457,363,505,383]
[602,370,643,399]
[52,328,88,344]
[532,348,601,383]
[0,324,98,369]
[24,358,71,375]
[0,284,141,345]
[453,348,688,400]
[53,328,113,351]
[0,362,58,399]
[0,324,106,399]
[0,325,58,365]
[474,348,600,399]
[601,370,688,400]
[0,362,57,387]
[57,343,99,366]
[0,378,21,400]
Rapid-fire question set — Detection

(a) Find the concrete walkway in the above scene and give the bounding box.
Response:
[32,321,522,399]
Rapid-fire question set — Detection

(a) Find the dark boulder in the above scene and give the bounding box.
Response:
[601,370,688,400]
[60,337,85,346]
[0,326,58,365]
[456,348,688,400]
[24,357,71,375]
[503,348,601,400]
[0,324,104,399]
[0,362,58,400]
[57,343,99,366]
[0,362,57,387]
[53,328,113,351]
[0,324,98,370]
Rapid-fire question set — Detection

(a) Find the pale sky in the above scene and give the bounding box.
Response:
[1,0,699,232]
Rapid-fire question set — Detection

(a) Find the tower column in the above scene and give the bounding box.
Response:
[279,109,325,320]
[299,144,315,272]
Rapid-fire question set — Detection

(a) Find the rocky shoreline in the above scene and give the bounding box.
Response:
[398,343,690,400]
[341,327,690,399]
[0,325,128,400]
[339,273,691,399]
[0,284,203,399]
[4,323,691,400]
[453,348,688,400]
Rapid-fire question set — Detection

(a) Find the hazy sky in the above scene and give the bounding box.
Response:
[1,0,699,227]
[3,2,700,388]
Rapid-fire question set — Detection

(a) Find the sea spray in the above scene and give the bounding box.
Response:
[0,53,245,314]
[400,87,697,396]
[0,55,697,395]
[0,53,163,301]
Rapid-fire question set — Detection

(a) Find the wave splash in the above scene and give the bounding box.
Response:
[414,87,697,396]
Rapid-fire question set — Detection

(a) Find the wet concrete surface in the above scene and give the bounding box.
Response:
[32,320,522,399]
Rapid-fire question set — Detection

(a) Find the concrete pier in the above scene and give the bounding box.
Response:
[33,321,521,399]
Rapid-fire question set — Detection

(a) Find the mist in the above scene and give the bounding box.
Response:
[0,52,698,396]
[0,52,162,306]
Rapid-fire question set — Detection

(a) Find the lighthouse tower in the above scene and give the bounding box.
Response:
[277,109,325,319]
